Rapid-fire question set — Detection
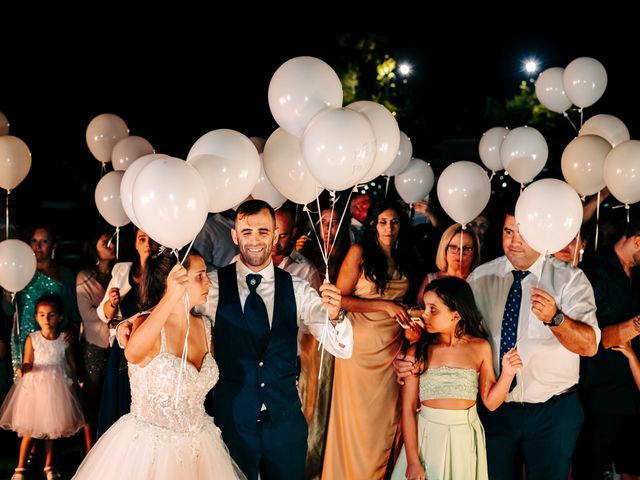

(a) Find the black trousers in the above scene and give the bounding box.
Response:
[479,391,583,480]
[221,409,308,480]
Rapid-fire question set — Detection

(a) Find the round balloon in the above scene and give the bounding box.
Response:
[394,158,435,203]
[535,67,572,113]
[302,107,375,191]
[500,126,548,184]
[603,140,640,205]
[0,239,36,292]
[86,113,129,163]
[132,157,209,249]
[561,135,610,196]
[384,131,412,176]
[346,100,400,182]
[579,114,630,148]
[120,153,167,228]
[0,111,9,136]
[268,56,343,138]
[478,127,508,172]
[111,136,154,171]
[251,154,286,209]
[95,171,130,227]
[436,161,491,225]
[515,179,583,254]
[0,135,31,191]
[263,128,322,205]
[563,57,607,109]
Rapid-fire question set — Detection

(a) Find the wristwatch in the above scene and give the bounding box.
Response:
[331,309,346,325]
[547,310,565,328]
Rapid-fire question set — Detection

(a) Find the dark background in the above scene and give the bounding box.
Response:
[2,29,638,265]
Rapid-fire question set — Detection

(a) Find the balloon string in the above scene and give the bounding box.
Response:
[489,171,495,181]
[306,207,328,267]
[174,292,191,408]
[594,190,600,251]
[314,186,328,265]
[563,111,578,133]
[327,189,354,265]
[5,190,10,240]
[573,235,579,267]
[459,224,464,265]
[115,227,120,261]
[626,204,630,223]
[536,253,548,288]
[385,176,390,198]
[317,310,329,380]
[180,237,196,264]
[580,108,584,128]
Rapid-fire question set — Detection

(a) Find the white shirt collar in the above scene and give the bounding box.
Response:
[503,254,544,280]
[235,257,275,281]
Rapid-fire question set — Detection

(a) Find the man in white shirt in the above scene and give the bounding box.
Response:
[394,209,599,480]
[466,212,599,480]
[208,200,352,480]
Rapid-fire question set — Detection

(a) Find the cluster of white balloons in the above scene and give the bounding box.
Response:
[561,112,639,206]
[535,57,608,113]
[267,56,411,194]
[479,125,549,184]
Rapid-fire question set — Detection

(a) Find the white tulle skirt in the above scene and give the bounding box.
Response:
[0,365,84,439]
[73,413,246,479]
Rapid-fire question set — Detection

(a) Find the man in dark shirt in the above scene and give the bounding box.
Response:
[574,217,640,479]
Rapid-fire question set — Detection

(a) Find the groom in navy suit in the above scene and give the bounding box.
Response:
[208,200,353,480]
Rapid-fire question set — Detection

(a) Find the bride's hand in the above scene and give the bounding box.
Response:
[165,263,189,301]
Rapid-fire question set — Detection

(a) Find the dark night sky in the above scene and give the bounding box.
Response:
[1,29,637,259]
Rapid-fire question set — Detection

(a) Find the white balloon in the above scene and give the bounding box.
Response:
[0,111,9,136]
[384,131,413,176]
[263,128,322,205]
[561,135,610,196]
[0,135,31,191]
[603,140,640,205]
[500,126,548,184]
[302,108,375,191]
[85,113,129,163]
[250,154,286,209]
[120,153,168,228]
[111,136,154,171]
[0,239,36,292]
[478,127,508,172]
[579,114,630,148]
[436,161,491,225]
[535,67,572,113]
[563,57,608,108]
[187,129,261,212]
[515,179,583,254]
[346,101,400,182]
[268,56,343,138]
[394,158,434,203]
[95,171,130,227]
[132,157,209,249]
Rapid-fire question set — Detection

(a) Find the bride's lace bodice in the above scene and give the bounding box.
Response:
[128,318,218,433]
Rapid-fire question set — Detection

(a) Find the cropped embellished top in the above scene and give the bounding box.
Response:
[419,366,478,402]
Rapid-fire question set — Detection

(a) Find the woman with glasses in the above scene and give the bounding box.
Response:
[415,224,480,306]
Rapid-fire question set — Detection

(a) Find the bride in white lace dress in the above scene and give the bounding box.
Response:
[73,250,245,479]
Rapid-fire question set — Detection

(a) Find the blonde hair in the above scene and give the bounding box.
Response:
[434,224,481,272]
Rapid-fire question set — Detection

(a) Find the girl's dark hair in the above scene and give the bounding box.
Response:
[131,230,161,279]
[138,248,203,312]
[35,293,64,316]
[361,201,411,294]
[82,226,115,268]
[412,277,488,367]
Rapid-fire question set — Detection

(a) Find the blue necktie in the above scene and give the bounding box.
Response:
[245,274,270,355]
[500,270,530,391]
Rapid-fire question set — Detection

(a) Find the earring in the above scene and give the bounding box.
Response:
[51,249,55,260]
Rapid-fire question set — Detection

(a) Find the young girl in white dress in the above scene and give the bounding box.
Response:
[73,249,245,479]
[391,277,522,480]
[0,293,85,480]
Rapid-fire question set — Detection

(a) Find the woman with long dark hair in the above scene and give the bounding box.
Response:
[323,200,416,480]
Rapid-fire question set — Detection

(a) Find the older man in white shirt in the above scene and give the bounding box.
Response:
[466,211,599,480]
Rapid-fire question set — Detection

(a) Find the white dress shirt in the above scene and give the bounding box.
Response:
[468,255,600,403]
[206,260,353,359]
[97,262,133,345]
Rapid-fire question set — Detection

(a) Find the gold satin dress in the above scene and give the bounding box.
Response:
[322,270,408,480]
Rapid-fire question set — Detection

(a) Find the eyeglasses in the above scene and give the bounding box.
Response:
[447,244,474,255]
